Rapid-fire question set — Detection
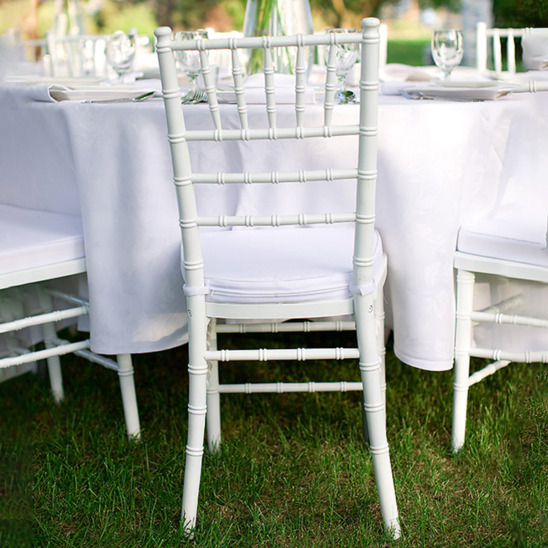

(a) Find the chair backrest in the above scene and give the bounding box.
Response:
[45,31,107,78]
[476,21,525,74]
[155,18,381,301]
[476,22,548,75]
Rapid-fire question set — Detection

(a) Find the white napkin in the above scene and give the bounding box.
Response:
[25,84,71,102]
[25,83,160,102]
[522,28,548,70]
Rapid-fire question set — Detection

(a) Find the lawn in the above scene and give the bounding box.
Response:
[1,331,546,546]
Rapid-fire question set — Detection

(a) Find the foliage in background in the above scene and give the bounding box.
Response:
[493,0,548,27]
[4,0,548,41]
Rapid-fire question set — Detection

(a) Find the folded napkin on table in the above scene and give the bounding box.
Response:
[25,84,71,102]
[25,81,161,102]
[522,28,548,70]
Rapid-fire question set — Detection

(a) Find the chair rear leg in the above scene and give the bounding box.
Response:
[42,322,64,403]
[206,320,221,452]
[355,295,400,538]
[116,353,141,441]
[452,269,475,453]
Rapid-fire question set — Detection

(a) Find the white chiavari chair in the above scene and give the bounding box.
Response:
[452,208,548,452]
[0,204,141,440]
[476,21,548,76]
[155,17,399,537]
[45,31,108,78]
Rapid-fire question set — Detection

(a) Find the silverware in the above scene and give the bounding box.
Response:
[82,91,156,103]
[181,89,208,104]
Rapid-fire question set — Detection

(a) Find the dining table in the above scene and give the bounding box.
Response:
[1,68,547,372]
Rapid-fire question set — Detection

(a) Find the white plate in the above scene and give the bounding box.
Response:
[49,88,156,102]
[401,83,517,101]
[439,80,499,88]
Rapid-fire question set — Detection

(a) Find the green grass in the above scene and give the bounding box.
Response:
[0,332,546,546]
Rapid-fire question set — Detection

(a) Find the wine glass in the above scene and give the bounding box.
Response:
[324,28,360,104]
[174,30,209,97]
[431,29,464,80]
[106,31,136,82]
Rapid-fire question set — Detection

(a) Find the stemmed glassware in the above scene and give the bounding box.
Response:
[106,31,136,82]
[174,30,209,100]
[324,28,360,104]
[431,29,464,80]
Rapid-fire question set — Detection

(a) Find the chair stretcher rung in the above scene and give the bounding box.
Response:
[468,360,511,386]
[0,339,90,369]
[218,381,363,394]
[48,337,120,372]
[470,347,548,363]
[215,321,356,334]
[0,306,88,334]
[206,347,360,362]
[198,212,355,227]
[471,311,548,328]
[193,169,357,185]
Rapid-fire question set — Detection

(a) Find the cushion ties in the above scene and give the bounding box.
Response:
[183,284,210,297]
[350,280,376,296]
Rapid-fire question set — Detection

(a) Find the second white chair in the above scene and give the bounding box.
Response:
[452,211,548,452]
[0,203,141,440]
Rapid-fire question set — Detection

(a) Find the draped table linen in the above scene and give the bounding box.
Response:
[2,80,547,370]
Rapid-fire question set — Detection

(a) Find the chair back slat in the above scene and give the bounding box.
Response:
[231,49,249,129]
[295,45,306,127]
[263,46,277,129]
[200,49,222,130]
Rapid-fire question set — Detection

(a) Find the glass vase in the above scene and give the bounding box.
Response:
[242,0,314,76]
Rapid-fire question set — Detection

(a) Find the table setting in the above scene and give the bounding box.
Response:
[1,15,548,372]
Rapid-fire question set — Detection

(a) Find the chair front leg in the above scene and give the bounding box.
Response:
[355,294,400,538]
[452,268,475,453]
[181,298,209,535]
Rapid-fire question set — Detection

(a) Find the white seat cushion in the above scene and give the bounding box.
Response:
[457,214,548,268]
[188,225,384,304]
[0,204,85,276]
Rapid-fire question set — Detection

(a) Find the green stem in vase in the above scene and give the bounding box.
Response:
[246,0,295,75]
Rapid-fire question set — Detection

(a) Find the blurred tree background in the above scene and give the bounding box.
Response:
[1,0,547,43]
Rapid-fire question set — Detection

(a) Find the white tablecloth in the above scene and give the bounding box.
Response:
[1,81,547,370]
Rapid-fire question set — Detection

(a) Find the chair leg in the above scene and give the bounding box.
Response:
[452,269,475,453]
[42,322,64,403]
[181,300,209,534]
[206,320,221,452]
[355,295,400,538]
[116,353,141,441]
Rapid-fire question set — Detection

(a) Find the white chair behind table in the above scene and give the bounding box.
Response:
[476,22,548,76]
[45,31,108,78]
[0,204,141,441]
[452,204,548,452]
[155,17,399,537]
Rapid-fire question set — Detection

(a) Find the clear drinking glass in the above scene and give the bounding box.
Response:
[174,30,209,93]
[324,28,360,103]
[431,29,464,80]
[105,31,136,82]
